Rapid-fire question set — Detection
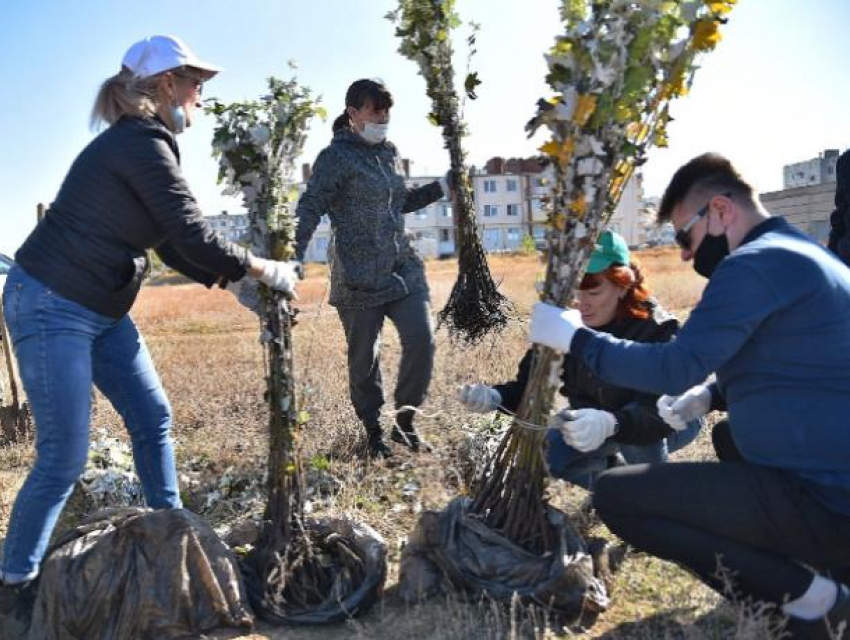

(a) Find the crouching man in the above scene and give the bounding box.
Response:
[529,153,850,639]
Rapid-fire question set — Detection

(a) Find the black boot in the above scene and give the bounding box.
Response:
[364,423,392,459]
[390,410,432,453]
[0,579,37,638]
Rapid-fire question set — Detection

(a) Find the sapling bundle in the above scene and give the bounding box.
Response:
[388,0,511,344]
[400,0,737,620]
[0,308,29,442]
[208,74,386,624]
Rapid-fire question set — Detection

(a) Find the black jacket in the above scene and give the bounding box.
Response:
[15,116,249,318]
[828,150,850,267]
[494,303,679,445]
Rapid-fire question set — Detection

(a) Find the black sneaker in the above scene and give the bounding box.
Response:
[0,580,36,639]
[786,583,850,640]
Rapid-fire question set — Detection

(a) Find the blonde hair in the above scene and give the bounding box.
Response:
[90,67,163,130]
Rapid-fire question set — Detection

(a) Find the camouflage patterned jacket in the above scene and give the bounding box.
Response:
[295,129,444,308]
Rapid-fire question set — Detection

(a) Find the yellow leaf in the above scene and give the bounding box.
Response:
[692,18,722,51]
[573,94,597,126]
[539,140,560,156]
[706,0,736,16]
[552,212,567,231]
[540,138,575,166]
[626,122,649,142]
[569,197,587,218]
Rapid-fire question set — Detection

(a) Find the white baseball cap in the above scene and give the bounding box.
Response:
[121,35,222,80]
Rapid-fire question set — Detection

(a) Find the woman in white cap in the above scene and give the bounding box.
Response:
[0,35,299,622]
[459,230,701,489]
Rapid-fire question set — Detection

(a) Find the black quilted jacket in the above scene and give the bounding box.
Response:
[295,128,443,309]
[15,115,249,318]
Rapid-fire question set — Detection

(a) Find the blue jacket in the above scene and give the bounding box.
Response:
[572,217,850,514]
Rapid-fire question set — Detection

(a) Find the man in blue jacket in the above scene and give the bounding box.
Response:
[529,153,850,639]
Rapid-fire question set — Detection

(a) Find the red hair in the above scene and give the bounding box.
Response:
[579,261,651,321]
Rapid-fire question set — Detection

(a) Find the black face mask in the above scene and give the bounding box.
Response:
[693,232,730,278]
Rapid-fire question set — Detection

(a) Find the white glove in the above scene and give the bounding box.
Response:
[656,384,711,431]
[550,407,617,453]
[458,384,502,413]
[254,258,300,298]
[528,302,583,353]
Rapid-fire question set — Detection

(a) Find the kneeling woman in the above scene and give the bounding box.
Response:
[459,231,700,488]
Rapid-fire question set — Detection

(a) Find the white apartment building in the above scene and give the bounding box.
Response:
[481,164,645,251]
[213,160,645,263]
[784,149,841,189]
[206,211,249,243]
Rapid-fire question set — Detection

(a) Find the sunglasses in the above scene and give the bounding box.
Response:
[674,192,731,251]
[173,72,204,95]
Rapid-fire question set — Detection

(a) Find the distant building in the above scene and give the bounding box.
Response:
[206,211,248,243]
[783,149,841,189]
[761,182,834,244]
[242,155,646,263]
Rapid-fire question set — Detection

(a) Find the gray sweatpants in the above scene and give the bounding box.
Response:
[336,292,435,428]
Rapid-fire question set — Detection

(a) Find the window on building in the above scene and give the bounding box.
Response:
[483,204,498,217]
[507,227,521,246]
[484,179,497,193]
[442,204,452,218]
[483,228,501,251]
[507,204,520,216]
[416,209,429,220]
[440,229,451,242]
[506,179,518,192]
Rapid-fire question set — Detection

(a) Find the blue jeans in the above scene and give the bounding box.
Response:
[0,266,180,582]
[545,418,702,490]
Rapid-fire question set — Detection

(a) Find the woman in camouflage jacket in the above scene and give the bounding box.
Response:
[295,79,447,458]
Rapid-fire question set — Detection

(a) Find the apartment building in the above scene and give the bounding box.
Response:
[783,149,841,189]
[206,211,249,243]
[212,156,645,263]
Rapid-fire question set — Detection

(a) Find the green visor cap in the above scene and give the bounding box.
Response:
[586,230,630,274]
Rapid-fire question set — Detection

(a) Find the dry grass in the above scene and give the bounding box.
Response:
[0,251,784,639]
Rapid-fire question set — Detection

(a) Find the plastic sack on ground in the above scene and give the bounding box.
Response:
[240,516,387,625]
[27,507,253,639]
[398,497,609,624]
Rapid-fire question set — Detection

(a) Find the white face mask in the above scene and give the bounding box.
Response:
[360,122,388,145]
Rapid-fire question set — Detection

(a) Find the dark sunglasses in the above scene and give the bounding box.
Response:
[173,72,204,95]
[674,192,731,251]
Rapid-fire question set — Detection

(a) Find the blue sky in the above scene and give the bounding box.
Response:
[1,0,849,255]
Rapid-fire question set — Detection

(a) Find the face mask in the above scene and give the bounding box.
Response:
[169,105,187,134]
[693,231,730,278]
[167,77,188,134]
[360,122,388,145]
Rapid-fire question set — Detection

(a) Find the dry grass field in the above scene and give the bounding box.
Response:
[0,249,786,639]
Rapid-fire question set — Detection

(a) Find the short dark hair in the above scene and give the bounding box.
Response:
[658,153,755,223]
[332,79,394,132]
